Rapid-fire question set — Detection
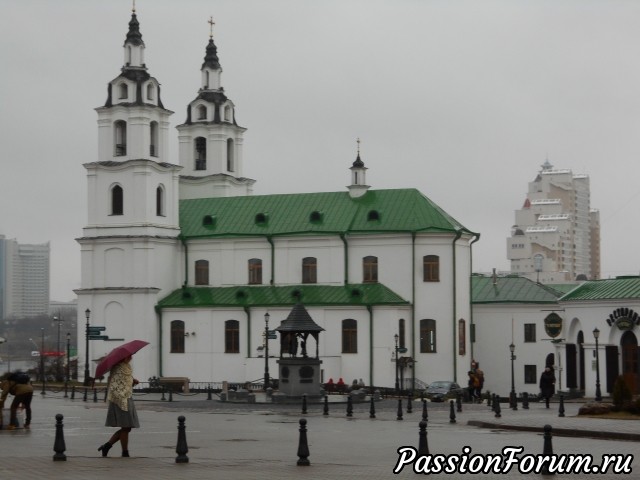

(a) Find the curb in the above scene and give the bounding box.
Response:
[467,420,640,442]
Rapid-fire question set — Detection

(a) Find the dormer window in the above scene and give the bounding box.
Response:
[310,211,323,223]
[119,83,128,100]
[198,105,207,120]
[367,210,380,221]
[255,213,268,225]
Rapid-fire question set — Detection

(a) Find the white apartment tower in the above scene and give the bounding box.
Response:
[0,235,50,318]
[507,160,600,283]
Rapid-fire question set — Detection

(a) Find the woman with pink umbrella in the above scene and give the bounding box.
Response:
[96,340,148,458]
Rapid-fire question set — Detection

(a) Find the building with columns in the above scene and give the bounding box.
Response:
[75,10,479,388]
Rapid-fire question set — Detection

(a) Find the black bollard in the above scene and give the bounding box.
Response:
[418,420,429,456]
[523,392,529,410]
[449,400,456,423]
[323,395,329,416]
[296,418,310,466]
[421,399,428,421]
[169,389,173,402]
[70,385,75,400]
[175,415,189,463]
[494,395,502,418]
[302,394,308,415]
[456,392,462,413]
[207,384,212,401]
[161,386,166,401]
[540,424,554,476]
[558,394,565,418]
[346,394,353,417]
[83,387,88,402]
[487,391,492,408]
[53,414,67,461]
[407,392,413,414]
[511,391,518,411]
[64,383,68,399]
[369,396,376,419]
[93,388,98,403]
[397,397,403,420]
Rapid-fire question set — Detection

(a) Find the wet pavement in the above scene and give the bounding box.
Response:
[1,390,638,479]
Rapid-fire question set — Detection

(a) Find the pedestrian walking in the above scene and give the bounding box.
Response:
[0,371,33,429]
[539,366,556,408]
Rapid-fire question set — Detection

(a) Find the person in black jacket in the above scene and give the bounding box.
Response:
[539,366,556,408]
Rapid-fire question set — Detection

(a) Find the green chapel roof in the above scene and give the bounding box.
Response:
[559,276,640,301]
[471,274,563,304]
[157,283,410,309]
[179,188,476,239]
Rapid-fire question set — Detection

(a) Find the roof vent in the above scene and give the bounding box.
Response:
[235,290,247,300]
[309,211,323,223]
[255,213,268,225]
[291,289,302,300]
[367,210,380,221]
[351,288,362,298]
[203,215,216,227]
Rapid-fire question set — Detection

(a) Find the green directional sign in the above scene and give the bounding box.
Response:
[89,335,110,341]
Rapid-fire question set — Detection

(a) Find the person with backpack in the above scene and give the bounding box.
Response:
[0,371,34,429]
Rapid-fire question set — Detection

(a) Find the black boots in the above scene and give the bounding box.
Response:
[98,442,112,457]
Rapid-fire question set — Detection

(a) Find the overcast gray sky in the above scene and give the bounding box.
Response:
[2,0,640,301]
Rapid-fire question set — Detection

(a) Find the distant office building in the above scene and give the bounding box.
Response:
[507,160,600,283]
[0,235,50,318]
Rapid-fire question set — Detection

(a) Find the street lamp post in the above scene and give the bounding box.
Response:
[263,312,270,390]
[84,309,91,386]
[64,332,71,397]
[509,343,517,410]
[593,328,602,402]
[394,334,400,393]
[53,315,63,382]
[40,328,46,395]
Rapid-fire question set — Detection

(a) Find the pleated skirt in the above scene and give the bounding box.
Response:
[105,398,140,428]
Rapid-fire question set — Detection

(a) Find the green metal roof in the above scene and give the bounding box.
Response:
[471,274,563,304]
[157,283,410,309]
[560,276,640,301]
[545,283,581,295]
[179,188,476,239]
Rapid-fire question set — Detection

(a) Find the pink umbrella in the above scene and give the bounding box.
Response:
[94,340,149,379]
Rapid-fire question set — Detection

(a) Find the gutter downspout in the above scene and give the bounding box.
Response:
[267,236,275,285]
[180,235,188,286]
[411,232,416,392]
[452,229,463,383]
[340,233,349,284]
[469,234,481,361]
[156,306,163,377]
[367,305,373,388]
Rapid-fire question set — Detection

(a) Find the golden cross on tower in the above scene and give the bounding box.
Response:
[208,16,215,38]
[357,137,361,155]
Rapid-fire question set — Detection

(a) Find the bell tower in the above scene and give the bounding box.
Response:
[177,18,255,199]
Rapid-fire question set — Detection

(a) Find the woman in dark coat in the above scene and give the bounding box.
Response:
[539,366,556,408]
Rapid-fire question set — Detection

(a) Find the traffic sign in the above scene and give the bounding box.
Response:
[88,335,110,340]
[87,326,106,334]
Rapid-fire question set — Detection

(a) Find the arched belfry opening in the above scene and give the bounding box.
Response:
[274,303,325,400]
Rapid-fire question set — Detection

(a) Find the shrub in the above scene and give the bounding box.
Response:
[611,376,632,410]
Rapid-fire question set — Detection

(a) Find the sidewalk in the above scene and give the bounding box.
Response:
[0,392,638,479]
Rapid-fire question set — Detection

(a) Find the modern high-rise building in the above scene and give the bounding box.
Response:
[507,160,600,283]
[0,235,50,318]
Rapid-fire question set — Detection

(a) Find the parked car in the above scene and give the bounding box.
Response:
[424,381,463,402]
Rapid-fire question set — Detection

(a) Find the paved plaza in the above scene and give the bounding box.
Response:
[0,391,638,479]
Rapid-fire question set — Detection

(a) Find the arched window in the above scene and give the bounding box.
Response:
[399,319,406,349]
[225,320,240,353]
[147,83,154,100]
[302,257,317,284]
[114,120,127,156]
[248,258,262,285]
[205,71,210,89]
[170,320,185,353]
[420,319,436,353]
[363,256,378,283]
[195,260,209,285]
[198,105,207,120]
[342,319,358,354]
[119,82,128,99]
[423,255,440,282]
[156,185,164,216]
[111,185,123,215]
[127,46,132,64]
[150,121,158,157]
[224,105,231,121]
[227,138,235,172]
[195,137,206,170]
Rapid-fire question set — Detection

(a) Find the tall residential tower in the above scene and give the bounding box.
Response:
[507,160,600,283]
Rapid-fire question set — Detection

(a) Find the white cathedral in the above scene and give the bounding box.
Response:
[76,11,480,389]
